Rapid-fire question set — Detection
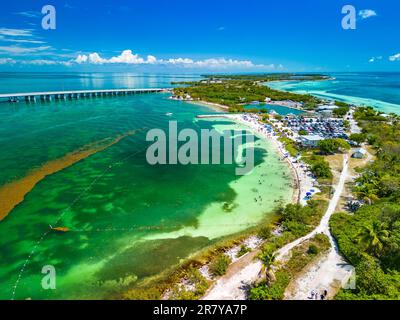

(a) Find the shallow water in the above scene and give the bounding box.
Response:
[0,89,292,299]
[267,72,400,114]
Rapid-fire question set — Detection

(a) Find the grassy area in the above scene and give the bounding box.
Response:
[329,109,400,300]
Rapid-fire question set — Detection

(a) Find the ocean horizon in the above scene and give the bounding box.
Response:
[2,71,400,114]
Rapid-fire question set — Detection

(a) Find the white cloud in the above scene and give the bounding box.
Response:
[21,59,72,66]
[14,11,40,18]
[0,45,51,54]
[84,50,159,65]
[389,53,400,62]
[191,58,255,68]
[147,55,157,64]
[0,28,33,37]
[0,58,16,64]
[0,48,276,70]
[73,50,268,69]
[75,54,88,63]
[0,36,45,44]
[359,9,377,19]
[88,52,107,64]
[368,56,382,63]
[108,50,145,64]
[163,57,194,65]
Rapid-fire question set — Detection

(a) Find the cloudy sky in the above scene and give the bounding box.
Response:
[0,0,399,72]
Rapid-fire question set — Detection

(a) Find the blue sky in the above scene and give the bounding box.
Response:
[0,0,399,72]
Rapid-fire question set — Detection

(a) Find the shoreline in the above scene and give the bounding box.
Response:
[160,111,320,300]
[187,99,230,111]
[201,113,317,206]
[266,78,400,115]
[155,103,306,300]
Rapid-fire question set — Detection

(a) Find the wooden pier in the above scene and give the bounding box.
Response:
[0,88,171,103]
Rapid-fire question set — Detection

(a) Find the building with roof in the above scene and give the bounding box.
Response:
[352,148,367,159]
[298,135,324,147]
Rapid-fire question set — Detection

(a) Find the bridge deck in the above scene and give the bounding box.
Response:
[0,88,171,101]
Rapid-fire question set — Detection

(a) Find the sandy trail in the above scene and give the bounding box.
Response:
[285,154,354,300]
[203,153,351,300]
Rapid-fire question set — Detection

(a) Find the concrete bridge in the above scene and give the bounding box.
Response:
[0,88,172,103]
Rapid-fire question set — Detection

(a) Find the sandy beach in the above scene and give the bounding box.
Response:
[187,100,230,111]
[216,113,318,205]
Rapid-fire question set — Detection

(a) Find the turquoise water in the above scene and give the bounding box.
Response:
[267,72,400,114]
[0,73,292,300]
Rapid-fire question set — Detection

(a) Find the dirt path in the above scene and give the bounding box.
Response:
[203,154,351,300]
[284,154,354,299]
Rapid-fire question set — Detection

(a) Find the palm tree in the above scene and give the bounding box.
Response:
[258,251,277,285]
[357,221,389,257]
[354,185,379,205]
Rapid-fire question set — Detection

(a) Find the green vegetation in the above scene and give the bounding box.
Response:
[307,244,319,255]
[279,137,299,157]
[258,225,273,240]
[237,245,252,258]
[335,101,351,108]
[349,133,366,145]
[330,110,400,300]
[201,73,329,82]
[333,106,350,117]
[311,160,332,179]
[210,254,232,276]
[298,129,308,136]
[250,234,330,300]
[168,268,210,300]
[248,200,328,300]
[259,250,277,285]
[303,154,333,179]
[279,201,327,236]
[173,79,322,112]
[354,106,388,122]
[317,138,350,155]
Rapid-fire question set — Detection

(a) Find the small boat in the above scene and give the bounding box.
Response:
[166,112,173,116]
[50,225,70,233]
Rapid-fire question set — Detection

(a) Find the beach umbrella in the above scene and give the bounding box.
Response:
[306,192,312,197]
[310,189,315,192]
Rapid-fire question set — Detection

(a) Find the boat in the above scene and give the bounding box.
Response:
[50,225,70,232]
[166,112,173,116]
